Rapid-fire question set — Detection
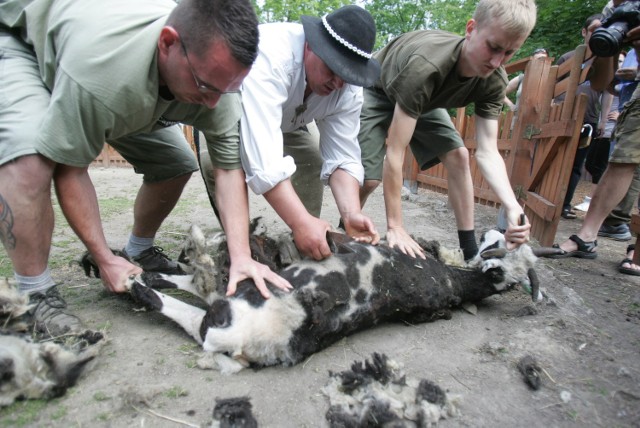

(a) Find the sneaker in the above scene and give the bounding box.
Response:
[126,246,185,275]
[574,196,591,212]
[29,285,83,337]
[598,223,632,241]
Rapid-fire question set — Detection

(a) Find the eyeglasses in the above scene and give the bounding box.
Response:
[179,36,240,95]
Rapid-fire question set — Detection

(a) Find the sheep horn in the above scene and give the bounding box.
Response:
[532,247,565,257]
[527,268,540,302]
[480,248,508,259]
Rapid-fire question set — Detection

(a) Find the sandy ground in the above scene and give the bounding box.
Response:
[1,166,639,427]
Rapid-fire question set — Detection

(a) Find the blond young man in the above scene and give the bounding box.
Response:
[358,0,536,260]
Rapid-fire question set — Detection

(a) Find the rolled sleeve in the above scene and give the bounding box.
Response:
[316,86,365,185]
[239,56,299,194]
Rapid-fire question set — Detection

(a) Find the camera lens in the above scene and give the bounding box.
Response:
[589,22,628,57]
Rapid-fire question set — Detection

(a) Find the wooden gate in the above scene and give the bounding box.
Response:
[403,45,590,246]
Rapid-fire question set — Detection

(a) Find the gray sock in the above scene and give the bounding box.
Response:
[124,234,154,257]
[15,268,56,295]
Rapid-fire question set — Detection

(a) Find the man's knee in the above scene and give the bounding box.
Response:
[442,147,470,170]
[0,155,55,194]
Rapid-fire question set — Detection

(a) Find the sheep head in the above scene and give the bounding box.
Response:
[468,230,542,301]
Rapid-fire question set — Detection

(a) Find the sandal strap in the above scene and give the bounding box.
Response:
[627,244,635,254]
[568,234,597,253]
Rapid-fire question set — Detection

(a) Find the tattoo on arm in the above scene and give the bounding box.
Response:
[0,194,16,250]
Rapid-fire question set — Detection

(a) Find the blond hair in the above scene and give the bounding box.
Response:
[473,0,537,37]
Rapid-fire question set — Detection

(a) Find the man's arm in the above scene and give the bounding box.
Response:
[53,164,141,292]
[328,169,379,244]
[503,75,522,111]
[474,116,530,247]
[214,168,292,298]
[263,179,332,260]
[382,104,425,258]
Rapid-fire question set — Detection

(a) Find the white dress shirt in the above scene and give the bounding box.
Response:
[240,22,365,195]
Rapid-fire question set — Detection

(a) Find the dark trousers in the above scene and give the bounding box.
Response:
[563,146,590,212]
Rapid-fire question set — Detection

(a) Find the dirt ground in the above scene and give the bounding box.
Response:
[1,166,639,427]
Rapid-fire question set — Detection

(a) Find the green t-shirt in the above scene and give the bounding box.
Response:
[0,0,240,168]
[373,30,507,120]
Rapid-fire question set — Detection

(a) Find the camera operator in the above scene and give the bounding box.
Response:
[549,0,640,275]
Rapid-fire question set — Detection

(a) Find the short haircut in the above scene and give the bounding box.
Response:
[473,0,537,37]
[166,0,259,67]
[584,13,605,31]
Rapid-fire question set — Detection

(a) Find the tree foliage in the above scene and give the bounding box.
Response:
[253,0,351,23]
[252,0,609,62]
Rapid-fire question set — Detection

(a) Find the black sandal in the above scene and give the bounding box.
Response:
[561,209,577,219]
[619,244,640,276]
[548,235,597,259]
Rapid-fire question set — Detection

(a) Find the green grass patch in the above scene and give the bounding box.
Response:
[97,197,133,219]
[93,392,111,402]
[165,386,188,399]
[0,400,47,427]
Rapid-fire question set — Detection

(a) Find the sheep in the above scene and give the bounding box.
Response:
[0,278,105,407]
[116,222,548,373]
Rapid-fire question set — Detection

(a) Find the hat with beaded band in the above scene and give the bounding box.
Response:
[301,5,380,87]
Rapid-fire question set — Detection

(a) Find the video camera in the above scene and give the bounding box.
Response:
[589,0,640,57]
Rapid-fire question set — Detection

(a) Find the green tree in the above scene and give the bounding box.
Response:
[254,0,350,23]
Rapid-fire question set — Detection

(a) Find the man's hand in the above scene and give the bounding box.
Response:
[504,210,531,250]
[292,215,332,260]
[226,256,293,299]
[386,226,426,259]
[98,255,142,293]
[342,213,380,245]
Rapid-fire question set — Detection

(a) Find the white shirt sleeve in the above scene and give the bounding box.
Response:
[315,86,365,185]
[239,57,298,195]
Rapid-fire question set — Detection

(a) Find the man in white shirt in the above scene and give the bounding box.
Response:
[201,6,381,260]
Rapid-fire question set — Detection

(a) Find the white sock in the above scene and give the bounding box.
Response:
[15,268,56,295]
[125,234,154,257]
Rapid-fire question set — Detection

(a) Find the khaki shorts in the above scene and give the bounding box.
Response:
[610,97,640,165]
[0,30,197,182]
[358,88,463,180]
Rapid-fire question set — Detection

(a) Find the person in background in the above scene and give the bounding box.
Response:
[597,48,639,241]
[503,47,549,114]
[549,0,640,278]
[556,14,613,220]
[574,51,627,213]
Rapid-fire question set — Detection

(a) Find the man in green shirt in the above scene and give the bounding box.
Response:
[358,0,535,260]
[0,0,291,336]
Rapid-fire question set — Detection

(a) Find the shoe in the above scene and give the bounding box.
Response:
[574,197,591,212]
[548,234,598,259]
[619,244,640,276]
[598,223,632,241]
[561,209,577,219]
[126,246,185,275]
[29,285,84,337]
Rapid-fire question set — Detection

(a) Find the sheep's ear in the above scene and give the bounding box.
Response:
[326,232,355,254]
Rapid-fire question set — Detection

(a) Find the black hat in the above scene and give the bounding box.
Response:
[301,5,380,87]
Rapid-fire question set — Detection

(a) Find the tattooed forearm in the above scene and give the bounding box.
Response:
[0,194,16,250]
